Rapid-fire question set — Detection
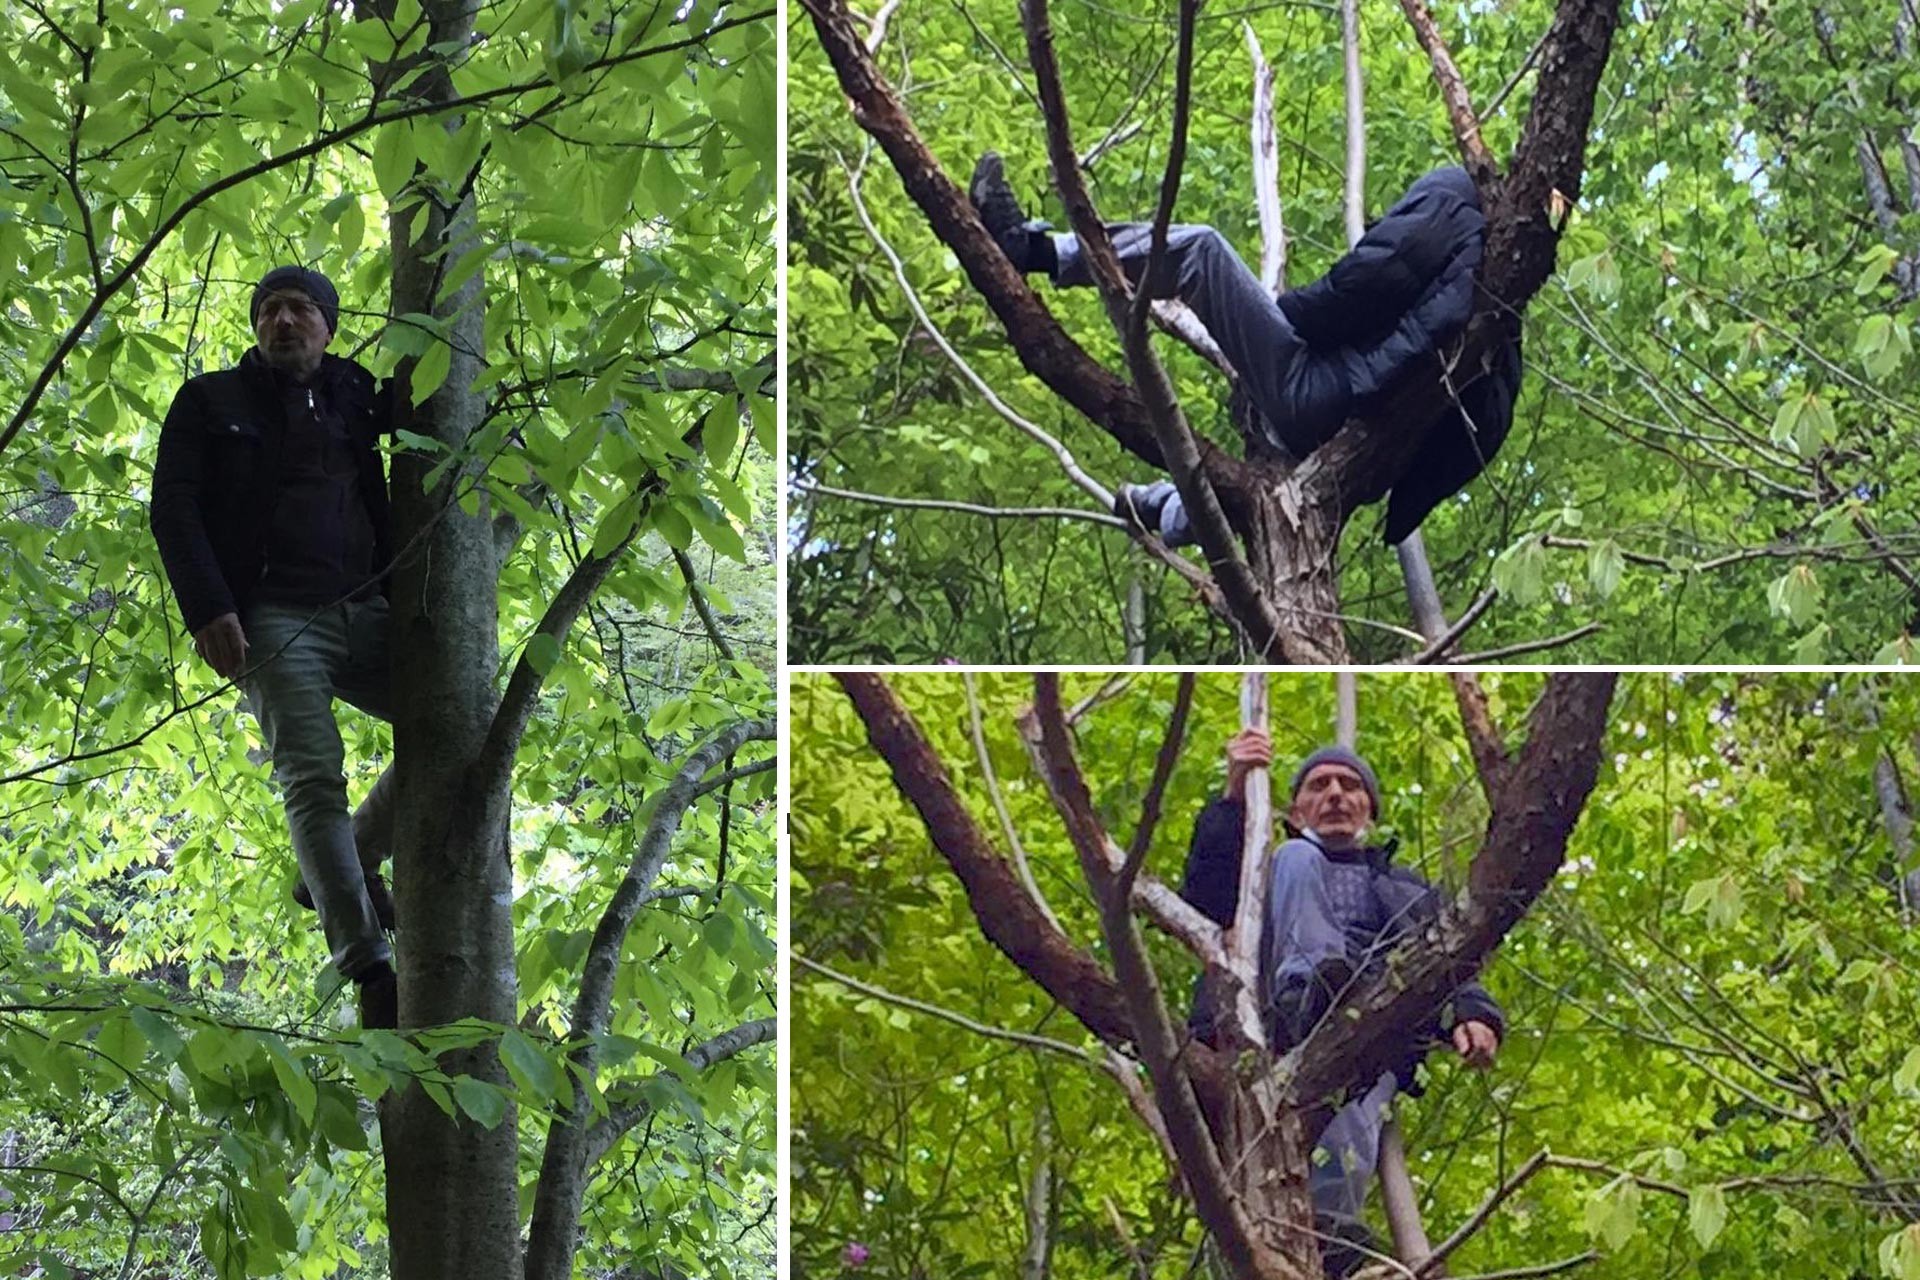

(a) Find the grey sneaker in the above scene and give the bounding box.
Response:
[293,869,396,931]
[969,152,1054,274]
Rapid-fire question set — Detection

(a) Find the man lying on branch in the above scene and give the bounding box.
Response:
[970,154,1524,546]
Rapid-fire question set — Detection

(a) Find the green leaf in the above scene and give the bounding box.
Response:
[1583,1175,1641,1251]
[1894,1046,1920,1095]
[1874,634,1918,666]
[411,340,452,407]
[591,493,643,559]
[524,632,560,676]
[260,1034,317,1126]
[1882,1224,1920,1280]
[1689,1183,1727,1249]
[701,912,737,958]
[653,503,694,551]
[1766,564,1821,624]
[1492,535,1550,608]
[501,1028,561,1102]
[1588,539,1624,599]
[371,122,415,199]
[1855,243,1900,295]
[453,1076,509,1129]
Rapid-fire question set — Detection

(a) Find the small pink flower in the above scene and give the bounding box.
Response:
[842,1241,871,1268]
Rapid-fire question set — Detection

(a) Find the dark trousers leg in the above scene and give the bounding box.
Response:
[1052,224,1348,454]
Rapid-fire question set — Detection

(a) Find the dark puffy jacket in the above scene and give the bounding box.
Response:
[1276,167,1524,545]
[1179,794,1504,1091]
[149,349,390,635]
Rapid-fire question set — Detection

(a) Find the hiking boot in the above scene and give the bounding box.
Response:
[293,869,396,931]
[357,962,398,1031]
[1270,957,1356,1052]
[969,152,1055,274]
[1318,1216,1380,1280]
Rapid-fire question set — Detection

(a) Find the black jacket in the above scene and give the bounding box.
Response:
[149,349,390,635]
[1276,167,1525,545]
[1180,794,1504,1087]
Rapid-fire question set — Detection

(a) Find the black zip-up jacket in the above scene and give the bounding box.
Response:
[149,349,390,635]
[1180,794,1504,1090]
[1274,167,1525,545]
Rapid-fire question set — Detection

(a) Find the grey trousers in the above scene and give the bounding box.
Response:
[1053,224,1347,455]
[1263,838,1426,1226]
[238,597,395,981]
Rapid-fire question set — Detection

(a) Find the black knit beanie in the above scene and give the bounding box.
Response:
[1290,746,1382,816]
[250,265,339,335]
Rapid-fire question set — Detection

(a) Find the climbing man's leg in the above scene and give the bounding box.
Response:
[1263,838,1359,1049]
[968,152,1344,457]
[1311,1070,1397,1279]
[239,603,393,990]
[284,595,396,930]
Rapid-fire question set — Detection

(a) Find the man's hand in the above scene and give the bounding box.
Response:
[1453,1019,1499,1069]
[193,612,249,679]
[1224,727,1273,800]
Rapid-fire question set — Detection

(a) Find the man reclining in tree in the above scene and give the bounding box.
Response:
[970,154,1524,546]
[1179,731,1503,1278]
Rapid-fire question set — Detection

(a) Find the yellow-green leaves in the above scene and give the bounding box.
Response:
[1583,1174,1641,1251]
[371,121,416,200]
[1855,313,1913,380]
[1770,389,1835,457]
[1766,563,1821,624]
[1689,1184,1728,1249]
[1882,1225,1920,1280]
[1682,873,1744,930]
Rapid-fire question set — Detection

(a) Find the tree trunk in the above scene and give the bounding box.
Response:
[375,3,523,1277]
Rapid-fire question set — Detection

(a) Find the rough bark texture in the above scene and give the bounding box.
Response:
[373,3,520,1276]
[805,0,1623,657]
[835,673,1136,1048]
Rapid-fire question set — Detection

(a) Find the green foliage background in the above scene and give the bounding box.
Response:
[792,671,1920,1279]
[788,0,1920,663]
[1,1,777,1276]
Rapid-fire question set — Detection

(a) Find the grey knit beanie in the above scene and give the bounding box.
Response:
[250,265,340,335]
[1290,746,1382,816]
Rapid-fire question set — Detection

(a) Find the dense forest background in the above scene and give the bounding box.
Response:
[0,1,776,1276]
[792,671,1920,1279]
[788,0,1920,663]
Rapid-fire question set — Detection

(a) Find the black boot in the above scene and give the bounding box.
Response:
[1270,956,1356,1052]
[357,961,398,1031]
[1318,1216,1380,1280]
[969,152,1056,275]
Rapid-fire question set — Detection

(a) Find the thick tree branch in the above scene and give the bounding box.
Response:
[1030,675,1306,1280]
[1397,0,1500,186]
[1022,0,1293,659]
[801,0,1173,470]
[835,673,1137,1048]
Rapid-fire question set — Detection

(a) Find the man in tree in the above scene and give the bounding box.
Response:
[1179,731,1504,1277]
[148,265,399,1030]
[969,155,1524,545]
